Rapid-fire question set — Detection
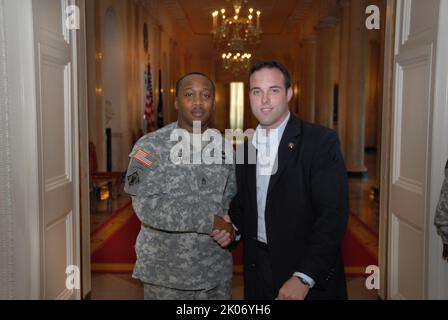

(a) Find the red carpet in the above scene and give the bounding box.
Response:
[232,243,244,274]
[91,205,245,274]
[342,214,378,277]
[91,204,377,277]
[91,203,139,273]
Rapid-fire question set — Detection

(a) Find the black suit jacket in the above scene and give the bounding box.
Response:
[229,114,349,300]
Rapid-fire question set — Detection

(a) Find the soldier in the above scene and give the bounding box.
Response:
[124,72,236,299]
[435,159,448,261]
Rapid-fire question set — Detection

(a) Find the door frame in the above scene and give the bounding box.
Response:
[378,0,397,300]
[32,0,85,299]
[76,0,92,299]
[380,0,448,300]
[427,0,448,299]
[5,0,89,299]
[5,0,41,299]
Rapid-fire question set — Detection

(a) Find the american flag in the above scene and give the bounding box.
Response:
[133,149,154,168]
[145,63,155,132]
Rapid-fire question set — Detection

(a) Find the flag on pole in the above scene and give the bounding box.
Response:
[157,69,164,128]
[144,63,155,132]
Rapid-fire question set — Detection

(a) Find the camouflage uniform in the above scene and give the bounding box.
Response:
[143,280,232,300]
[435,160,448,245]
[124,122,236,299]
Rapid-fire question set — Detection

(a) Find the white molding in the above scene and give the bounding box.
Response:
[401,0,437,48]
[389,213,425,299]
[75,0,90,299]
[4,0,41,299]
[45,175,71,192]
[427,0,448,300]
[71,0,83,301]
[394,0,403,55]
[0,0,15,300]
[388,0,446,300]
[378,0,397,300]
[388,214,399,299]
[394,177,423,195]
[37,42,73,186]
[400,0,411,46]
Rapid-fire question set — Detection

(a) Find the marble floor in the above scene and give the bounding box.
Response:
[89,152,380,300]
[348,152,380,233]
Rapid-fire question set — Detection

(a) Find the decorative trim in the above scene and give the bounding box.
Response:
[378,0,396,300]
[0,0,15,299]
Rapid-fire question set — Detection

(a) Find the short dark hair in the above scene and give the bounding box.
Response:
[175,72,215,98]
[249,60,291,89]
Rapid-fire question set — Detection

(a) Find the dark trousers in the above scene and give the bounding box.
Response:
[251,241,277,300]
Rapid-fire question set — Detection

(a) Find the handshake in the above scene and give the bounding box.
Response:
[210,214,236,248]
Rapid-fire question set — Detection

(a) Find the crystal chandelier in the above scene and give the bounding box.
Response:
[221,52,252,75]
[212,0,262,74]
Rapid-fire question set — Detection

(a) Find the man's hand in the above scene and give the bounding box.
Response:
[210,215,235,248]
[276,277,310,300]
[443,243,448,261]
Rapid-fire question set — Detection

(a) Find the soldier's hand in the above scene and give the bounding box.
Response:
[211,215,235,248]
[443,243,448,261]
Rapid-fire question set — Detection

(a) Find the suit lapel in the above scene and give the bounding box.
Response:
[267,115,302,195]
[246,141,258,217]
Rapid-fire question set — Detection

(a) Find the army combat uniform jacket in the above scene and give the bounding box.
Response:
[124,122,236,290]
[435,160,448,245]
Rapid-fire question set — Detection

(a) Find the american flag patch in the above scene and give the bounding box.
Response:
[133,149,156,168]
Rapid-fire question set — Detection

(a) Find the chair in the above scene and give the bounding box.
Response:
[89,142,123,203]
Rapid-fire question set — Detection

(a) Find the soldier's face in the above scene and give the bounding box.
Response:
[175,74,215,131]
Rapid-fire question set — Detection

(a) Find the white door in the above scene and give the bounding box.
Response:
[388,0,441,299]
[33,0,82,299]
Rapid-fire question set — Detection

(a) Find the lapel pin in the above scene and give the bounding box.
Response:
[288,142,295,150]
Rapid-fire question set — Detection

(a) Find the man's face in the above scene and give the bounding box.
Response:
[249,68,293,129]
[175,74,214,131]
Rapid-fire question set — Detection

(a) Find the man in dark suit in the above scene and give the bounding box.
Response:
[228,60,349,300]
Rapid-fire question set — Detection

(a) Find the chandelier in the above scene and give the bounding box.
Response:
[221,52,252,75]
[212,0,262,74]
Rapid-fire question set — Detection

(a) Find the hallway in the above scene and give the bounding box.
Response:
[85,0,384,299]
[2,0,448,300]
